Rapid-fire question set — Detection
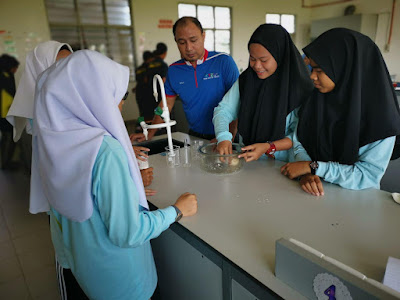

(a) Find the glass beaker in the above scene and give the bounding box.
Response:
[165,145,180,168]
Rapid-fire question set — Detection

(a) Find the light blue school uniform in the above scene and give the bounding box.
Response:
[290,115,396,190]
[212,79,297,162]
[50,136,176,300]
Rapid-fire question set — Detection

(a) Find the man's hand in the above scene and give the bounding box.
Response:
[130,133,146,143]
[238,143,270,162]
[174,192,198,217]
[217,140,232,155]
[300,174,324,196]
[140,167,153,187]
[281,161,311,179]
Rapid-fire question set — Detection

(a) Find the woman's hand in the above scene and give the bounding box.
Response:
[300,174,324,196]
[130,133,146,143]
[140,167,153,187]
[238,143,270,162]
[281,161,311,179]
[145,189,157,197]
[217,140,232,155]
[133,146,150,161]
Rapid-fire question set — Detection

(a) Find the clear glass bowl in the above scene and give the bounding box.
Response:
[198,143,244,174]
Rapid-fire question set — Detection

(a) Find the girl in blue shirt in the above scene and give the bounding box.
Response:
[31,50,197,299]
[281,28,400,195]
[213,24,313,162]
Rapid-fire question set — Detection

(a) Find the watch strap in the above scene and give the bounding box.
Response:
[172,205,183,222]
[266,142,276,158]
[310,161,319,175]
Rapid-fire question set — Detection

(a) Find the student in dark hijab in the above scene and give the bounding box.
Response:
[213,24,313,162]
[134,50,155,121]
[0,54,19,74]
[0,54,19,120]
[150,42,168,83]
[0,54,19,168]
[145,42,168,118]
[281,28,400,195]
[153,42,168,61]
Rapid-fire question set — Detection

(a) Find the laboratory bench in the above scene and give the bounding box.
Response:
[138,132,400,300]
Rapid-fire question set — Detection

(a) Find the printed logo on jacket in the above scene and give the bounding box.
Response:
[203,73,220,80]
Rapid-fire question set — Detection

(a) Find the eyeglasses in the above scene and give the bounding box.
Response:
[122,91,129,100]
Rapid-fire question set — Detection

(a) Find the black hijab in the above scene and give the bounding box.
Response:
[238,24,313,146]
[298,28,400,165]
[0,54,19,96]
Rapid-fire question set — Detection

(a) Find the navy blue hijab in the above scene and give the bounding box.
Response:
[238,24,313,145]
[299,28,400,164]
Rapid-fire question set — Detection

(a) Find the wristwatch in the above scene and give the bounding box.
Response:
[172,205,183,222]
[266,142,276,158]
[310,161,319,175]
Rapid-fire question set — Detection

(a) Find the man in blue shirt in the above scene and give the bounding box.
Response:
[133,17,239,141]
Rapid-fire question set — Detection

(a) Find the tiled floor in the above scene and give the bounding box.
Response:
[0,167,60,300]
[0,123,139,300]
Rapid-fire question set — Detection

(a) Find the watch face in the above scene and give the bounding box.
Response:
[310,161,319,169]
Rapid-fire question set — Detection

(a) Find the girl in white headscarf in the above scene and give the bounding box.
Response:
[32,50,197,299]
[4,42,83,299]
[8,41,154,186]
[4,41,72,172]
[7,41,72,141]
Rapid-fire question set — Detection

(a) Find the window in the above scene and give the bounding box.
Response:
[44,0,135,79]
[266,13,296,34]
[178,4,232,54]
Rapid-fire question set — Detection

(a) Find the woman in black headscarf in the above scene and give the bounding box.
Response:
[213,24,313,162]
[0,54,19,122]
[281,28,400,195]
[0,54,19,168]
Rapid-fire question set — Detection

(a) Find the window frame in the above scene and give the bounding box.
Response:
[265,13,297,36]
[45,0,137,80]
[178,3,233,54]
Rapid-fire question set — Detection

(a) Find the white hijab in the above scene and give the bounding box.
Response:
[30,50,148,222]
[6,41,73,141]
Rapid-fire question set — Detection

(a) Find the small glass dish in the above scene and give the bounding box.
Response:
[198,143,244,174]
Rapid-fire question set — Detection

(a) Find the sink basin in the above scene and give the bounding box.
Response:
[136,138,185,155]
